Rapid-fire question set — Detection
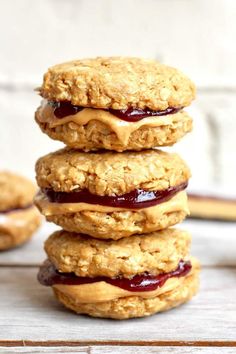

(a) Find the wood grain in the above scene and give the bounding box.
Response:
[88,347,236,353]
[0,346,236,353]
[0,348,89,353]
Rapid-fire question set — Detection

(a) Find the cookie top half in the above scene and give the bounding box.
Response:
[45,228,191,278]
[35,148,190,196]
[39,57,195,110]
[0,171,36,212]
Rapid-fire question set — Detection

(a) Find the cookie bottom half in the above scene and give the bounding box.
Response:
[52,262,199,320]
[36,112,192,152]
[47,209,186,240]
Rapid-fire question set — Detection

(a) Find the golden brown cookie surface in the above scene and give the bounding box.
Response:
[39,57,195,110]
[45,228,191,278]
[35,148,190,195]
[35,148,190,239]
[41,202,187,240]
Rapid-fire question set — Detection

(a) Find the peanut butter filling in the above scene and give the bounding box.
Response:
[39,258,199,303]
[53,276,185,303]
[36,100,184,145]
[35,190,189,222]
[53,257,199,303]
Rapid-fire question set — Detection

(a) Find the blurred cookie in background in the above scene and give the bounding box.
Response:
[0,171,41,251]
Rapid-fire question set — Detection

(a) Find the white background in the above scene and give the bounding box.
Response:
[0,0,235,193]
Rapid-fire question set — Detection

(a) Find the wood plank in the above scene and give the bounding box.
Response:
[92,348,236,354]
[0,348,88,353]
[0,346,235,353]
[1,219,236,267]
[0,267,235,342]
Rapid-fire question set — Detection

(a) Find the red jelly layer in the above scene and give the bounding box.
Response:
[43,181,187,209]
[49,101,182,122]
[49,101,83,119]
[38,259,191,292]
[108,106,182,122]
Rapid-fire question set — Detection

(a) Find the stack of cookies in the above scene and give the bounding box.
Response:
[35,57,200,319]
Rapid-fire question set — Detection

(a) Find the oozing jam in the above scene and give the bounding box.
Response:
[38,259,191,292]
[0,204,33,214]
[43,181,187,209]
[49,101,182,122]
[49,101,84,119]
[108,107,182,122]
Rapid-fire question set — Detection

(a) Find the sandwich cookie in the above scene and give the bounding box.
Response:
[0,171,41,250]
[35,57,195,151]
[38,229,200,319]
[35,148,191,240]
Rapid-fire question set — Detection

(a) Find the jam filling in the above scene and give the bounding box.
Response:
[43,181,187,209]
[0,204,33,214]
[38,259,191,292]
[49,101,182,122]
[108,107,182,122]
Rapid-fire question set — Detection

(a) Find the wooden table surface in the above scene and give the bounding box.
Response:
[0,219,236,353]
